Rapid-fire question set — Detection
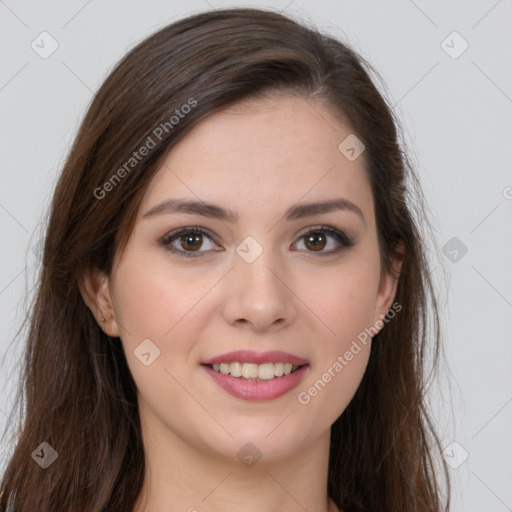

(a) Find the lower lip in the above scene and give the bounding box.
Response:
[202,365,309,401]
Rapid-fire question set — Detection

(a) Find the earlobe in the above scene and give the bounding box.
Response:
[78,267,120,337]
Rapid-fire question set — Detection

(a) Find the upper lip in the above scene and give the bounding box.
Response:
[201,350,309,366]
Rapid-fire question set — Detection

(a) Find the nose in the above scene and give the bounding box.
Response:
[221,249,297,333]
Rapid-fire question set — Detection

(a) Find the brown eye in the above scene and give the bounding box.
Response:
[292,226,354,256]
[304,232,327,251]
[180,232,203,251]
[160,226,221,258]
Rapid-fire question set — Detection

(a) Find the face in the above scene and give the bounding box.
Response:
[84,95,398,464]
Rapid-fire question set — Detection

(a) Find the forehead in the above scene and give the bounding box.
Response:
[139,95,374,226]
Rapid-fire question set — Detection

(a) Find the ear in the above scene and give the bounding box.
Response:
[78,267,120,337]
[372,245,404,330]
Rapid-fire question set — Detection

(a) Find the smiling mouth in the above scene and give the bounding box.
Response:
[205,362,305,381]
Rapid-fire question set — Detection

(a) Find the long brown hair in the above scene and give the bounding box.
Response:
[0,8,449,511]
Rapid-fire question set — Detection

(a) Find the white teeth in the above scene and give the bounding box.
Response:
[258,363,274,380]
[229,362,242,377]
[242,363,258,379]
[209,361,301,380]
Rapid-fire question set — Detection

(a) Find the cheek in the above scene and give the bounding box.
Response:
[111,252,222,400]
[297,253,381,345]
[294,251,379,418]
[296,280,374,429]
[112,251,220,342]
[297,342,371,433]
[110,256,219,441]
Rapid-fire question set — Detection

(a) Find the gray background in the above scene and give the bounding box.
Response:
[1,1,511,510]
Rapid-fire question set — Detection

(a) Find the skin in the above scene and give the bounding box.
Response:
[80,95,401,512]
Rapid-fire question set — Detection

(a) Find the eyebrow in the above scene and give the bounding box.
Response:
[142,198,365,224]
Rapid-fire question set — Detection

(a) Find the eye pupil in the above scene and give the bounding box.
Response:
[181,233,202,251]
[305,232,326,251]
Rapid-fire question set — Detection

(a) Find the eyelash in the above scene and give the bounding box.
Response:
[158,225,353,259]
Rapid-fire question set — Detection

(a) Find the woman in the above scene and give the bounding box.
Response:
[0,8,449,512]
